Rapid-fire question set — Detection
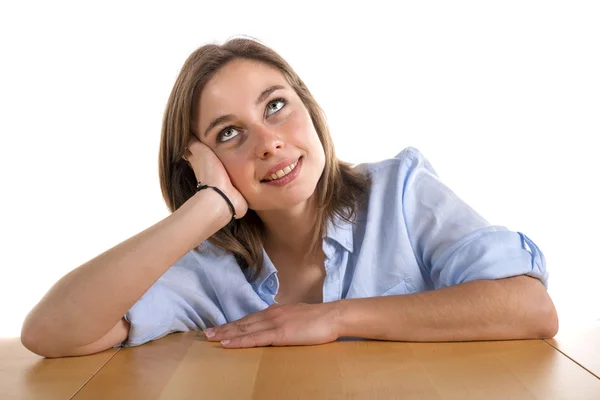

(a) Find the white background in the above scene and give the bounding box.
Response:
[1,1,598,338]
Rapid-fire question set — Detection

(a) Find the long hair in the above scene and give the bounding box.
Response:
[158,38,370,281]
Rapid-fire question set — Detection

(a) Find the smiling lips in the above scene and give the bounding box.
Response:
[261,157,303,186]
[263,159,299,182]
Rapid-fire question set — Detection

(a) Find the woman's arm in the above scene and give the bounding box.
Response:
[202,275,557,349]
[21,189,231,357]
[335,275,558,341]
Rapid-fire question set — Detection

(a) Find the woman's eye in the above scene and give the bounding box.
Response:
[218,127,240,143]
[266,98,286,116]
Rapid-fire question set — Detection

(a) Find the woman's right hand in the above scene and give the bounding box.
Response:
[183,137,249,220]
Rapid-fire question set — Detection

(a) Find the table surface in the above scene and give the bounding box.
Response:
[2,330,600,400]
[0,337,119,400]
[546,321,600,379]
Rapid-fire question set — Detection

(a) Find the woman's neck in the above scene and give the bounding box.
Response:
[257,196,320,259]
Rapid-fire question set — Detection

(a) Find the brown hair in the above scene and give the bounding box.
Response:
[158,37,370,281]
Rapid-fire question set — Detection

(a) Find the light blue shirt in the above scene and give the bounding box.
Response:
[122,147,548,347]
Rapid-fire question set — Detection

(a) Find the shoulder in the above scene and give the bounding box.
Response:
[353,146,439,191]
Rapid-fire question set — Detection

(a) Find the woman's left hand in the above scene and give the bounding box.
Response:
[203,303,342,348]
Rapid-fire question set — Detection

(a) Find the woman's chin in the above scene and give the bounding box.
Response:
[252,189,317,213]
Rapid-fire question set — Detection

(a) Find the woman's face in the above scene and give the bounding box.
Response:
[194,59,326,211]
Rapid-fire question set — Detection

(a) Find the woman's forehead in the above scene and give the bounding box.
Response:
[194,59,292,136]
[201,59,288,104]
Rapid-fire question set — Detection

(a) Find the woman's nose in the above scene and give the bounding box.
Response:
[253,125,284,159]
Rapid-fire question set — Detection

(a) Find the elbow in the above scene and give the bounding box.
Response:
[21,317,42,356]
[20,331,51,358]
[21,319,65,358]
[525,280,559,339]
[504,275,559,339]
[21,334,69,359]
[21,327,53,358]
[536,297,559,339]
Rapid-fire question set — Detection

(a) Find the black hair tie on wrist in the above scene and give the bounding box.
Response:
[196,182,237,230]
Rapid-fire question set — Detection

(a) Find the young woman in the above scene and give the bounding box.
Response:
[21,38,558,357]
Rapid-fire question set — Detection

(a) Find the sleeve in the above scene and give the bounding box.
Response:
[399,147,548,290]
[116,251,226,348]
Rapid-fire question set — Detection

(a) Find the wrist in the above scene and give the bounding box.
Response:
[191,189,233,230]
[198,184,237,226]
[330,298,385,339]
[329,299,352,338]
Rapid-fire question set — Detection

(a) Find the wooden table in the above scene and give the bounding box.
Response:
[546,322,600,379]
[3,332,600,400]
[0,338,119,400]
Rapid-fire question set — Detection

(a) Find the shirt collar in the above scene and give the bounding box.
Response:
[248,214,354,289]
[324,213,354,253]
[246,247,278,291]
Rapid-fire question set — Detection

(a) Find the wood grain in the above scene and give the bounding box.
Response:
[545,322,600,379]
[74,333,600,399]
[0,337,119,400]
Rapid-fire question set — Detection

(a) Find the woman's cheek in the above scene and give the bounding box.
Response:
[287,109,306,129]
[224,164,244,186]
[290,109,316,140]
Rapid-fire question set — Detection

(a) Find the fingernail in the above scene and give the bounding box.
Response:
[221,340,230,345]
[204,328,215,338]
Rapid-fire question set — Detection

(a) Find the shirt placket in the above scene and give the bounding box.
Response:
[322,239,344,303]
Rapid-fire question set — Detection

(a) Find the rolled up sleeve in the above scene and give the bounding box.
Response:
[121,282,176,347]
[430,227,548,289]
[117,252,226,348]
[400,147,548,290]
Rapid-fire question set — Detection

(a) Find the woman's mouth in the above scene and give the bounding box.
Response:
[260,157,303,186]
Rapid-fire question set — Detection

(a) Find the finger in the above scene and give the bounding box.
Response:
[182,137,202,161]
[207,320,275,342]
[212,305,278,334]
[186,136,202,153]
[221,329,279,349]
[208,314,270,338]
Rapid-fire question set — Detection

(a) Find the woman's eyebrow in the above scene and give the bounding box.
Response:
[255,84,285,105]
[203,85,286,138]
[204,114,233,138]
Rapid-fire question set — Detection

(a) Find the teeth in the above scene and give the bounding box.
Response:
[265,161,298,181]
